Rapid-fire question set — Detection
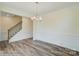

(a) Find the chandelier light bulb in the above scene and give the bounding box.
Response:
[31,16,42,21]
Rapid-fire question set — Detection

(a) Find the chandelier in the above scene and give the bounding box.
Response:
[31,2,42,21]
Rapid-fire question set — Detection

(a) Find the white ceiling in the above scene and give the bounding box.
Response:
[0,2,79,17]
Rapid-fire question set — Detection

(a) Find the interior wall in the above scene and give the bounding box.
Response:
[3,16,22,30]
[0,14,22,41]
[21,17,33,39]
[22,17,33,33]
[0,16,3,41]
[33,4,79,51]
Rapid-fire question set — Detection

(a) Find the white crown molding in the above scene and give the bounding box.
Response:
[1,5,32,17]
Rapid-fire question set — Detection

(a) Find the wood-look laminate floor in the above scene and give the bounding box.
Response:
[0,38,79,56]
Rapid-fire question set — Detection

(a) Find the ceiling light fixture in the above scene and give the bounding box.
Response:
[31,2,42,21]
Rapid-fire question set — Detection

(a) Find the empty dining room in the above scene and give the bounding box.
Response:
[0,2,79,56]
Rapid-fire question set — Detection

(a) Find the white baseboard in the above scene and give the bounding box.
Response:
[34,32,79,51]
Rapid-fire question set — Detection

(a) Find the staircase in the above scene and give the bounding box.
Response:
[8,21,22,41]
